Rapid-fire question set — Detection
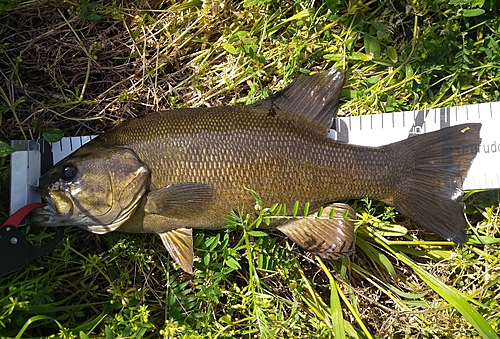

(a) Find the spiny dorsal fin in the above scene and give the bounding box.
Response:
[277,203,356,260]
[251,69,345,134]
[159,228,194,274]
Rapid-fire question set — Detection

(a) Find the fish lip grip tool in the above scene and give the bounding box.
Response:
[0,203,64,277]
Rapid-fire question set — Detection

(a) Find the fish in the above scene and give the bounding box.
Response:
[28,69,482,273]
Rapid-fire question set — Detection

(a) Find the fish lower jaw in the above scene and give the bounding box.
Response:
[77,204,141,234]
[27,205,64,226]
[43,204,56,214]
[78,223,122,234]
[82,215,135,234]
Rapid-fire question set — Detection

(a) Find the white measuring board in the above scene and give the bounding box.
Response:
[10,102,500,215]
[327,101,500,190]
[10,140,41,214]
[10,135,97,215]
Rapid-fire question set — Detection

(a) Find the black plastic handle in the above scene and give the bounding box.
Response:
[0,203,65,278]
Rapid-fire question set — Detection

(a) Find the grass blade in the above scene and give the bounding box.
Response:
[395,251,499,339]
[15,315,61,339]
[317,258,346,339]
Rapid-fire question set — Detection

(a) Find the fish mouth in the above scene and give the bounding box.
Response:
[28,204,61,226]
[31,186,56,213]
[29,186,75,226]
[32,185,49,201]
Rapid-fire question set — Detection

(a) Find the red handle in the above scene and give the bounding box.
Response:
[0,203,46,228]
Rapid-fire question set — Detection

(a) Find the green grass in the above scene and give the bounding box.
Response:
[1,0,500,338]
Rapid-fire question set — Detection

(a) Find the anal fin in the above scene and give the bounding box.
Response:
[159,228,194,274]
[277,203,356,260]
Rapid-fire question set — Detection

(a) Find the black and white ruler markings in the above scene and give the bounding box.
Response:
[328,101,499,190]
[10,101,499,214]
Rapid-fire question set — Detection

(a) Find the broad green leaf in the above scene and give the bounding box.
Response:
[0,141,15,157]
[43,128,64,142]
[387,46,398,62]
[405,64,414,79]
[364,35,380,58]
[104,326,116,339]
[486,36,499,51]
[87,2,100,10]
[257,252,264,268]
[350,52,372,61]
[222,42,238,55]
[247,231,268,237]
[86,13,102,21]
[31,117,42,129]
[325,0,342,12]
[226,257,241,270]
[80,6,88,18]
[323,53,343,61]
[206,233,220,251]
[231,31,248,42]
[277,203,286,216]
[462,9,485,17]
[268,203,280,213]
[366,75,381,85]
[372,223,407,237]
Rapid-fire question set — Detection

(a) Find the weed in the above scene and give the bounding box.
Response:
[0,0,499,338]
[77,0,102,22]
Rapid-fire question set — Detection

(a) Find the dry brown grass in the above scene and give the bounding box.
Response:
[1,1,499,337]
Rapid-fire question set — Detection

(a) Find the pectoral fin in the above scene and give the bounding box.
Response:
[277,203,356,260]
[145,182,215,218]
[159,228,194,274]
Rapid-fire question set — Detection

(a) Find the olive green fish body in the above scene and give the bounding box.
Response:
[82,106,394,233]
[29,69,482,273]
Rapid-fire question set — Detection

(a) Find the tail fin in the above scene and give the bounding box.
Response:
[389,123,481,243]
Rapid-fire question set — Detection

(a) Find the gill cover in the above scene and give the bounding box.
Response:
[34,147,150,233]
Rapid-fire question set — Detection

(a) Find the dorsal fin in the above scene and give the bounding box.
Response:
[251,69,345,133]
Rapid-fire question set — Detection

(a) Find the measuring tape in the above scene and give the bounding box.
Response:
[10,101,500,215]
[329,101,500,191]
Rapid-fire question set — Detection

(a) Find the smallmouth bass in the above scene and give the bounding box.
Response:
[29,69,482,273]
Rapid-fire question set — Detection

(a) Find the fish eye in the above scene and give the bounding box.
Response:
[61,166,78,181]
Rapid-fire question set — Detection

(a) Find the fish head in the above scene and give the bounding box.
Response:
[29,147,151,234]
